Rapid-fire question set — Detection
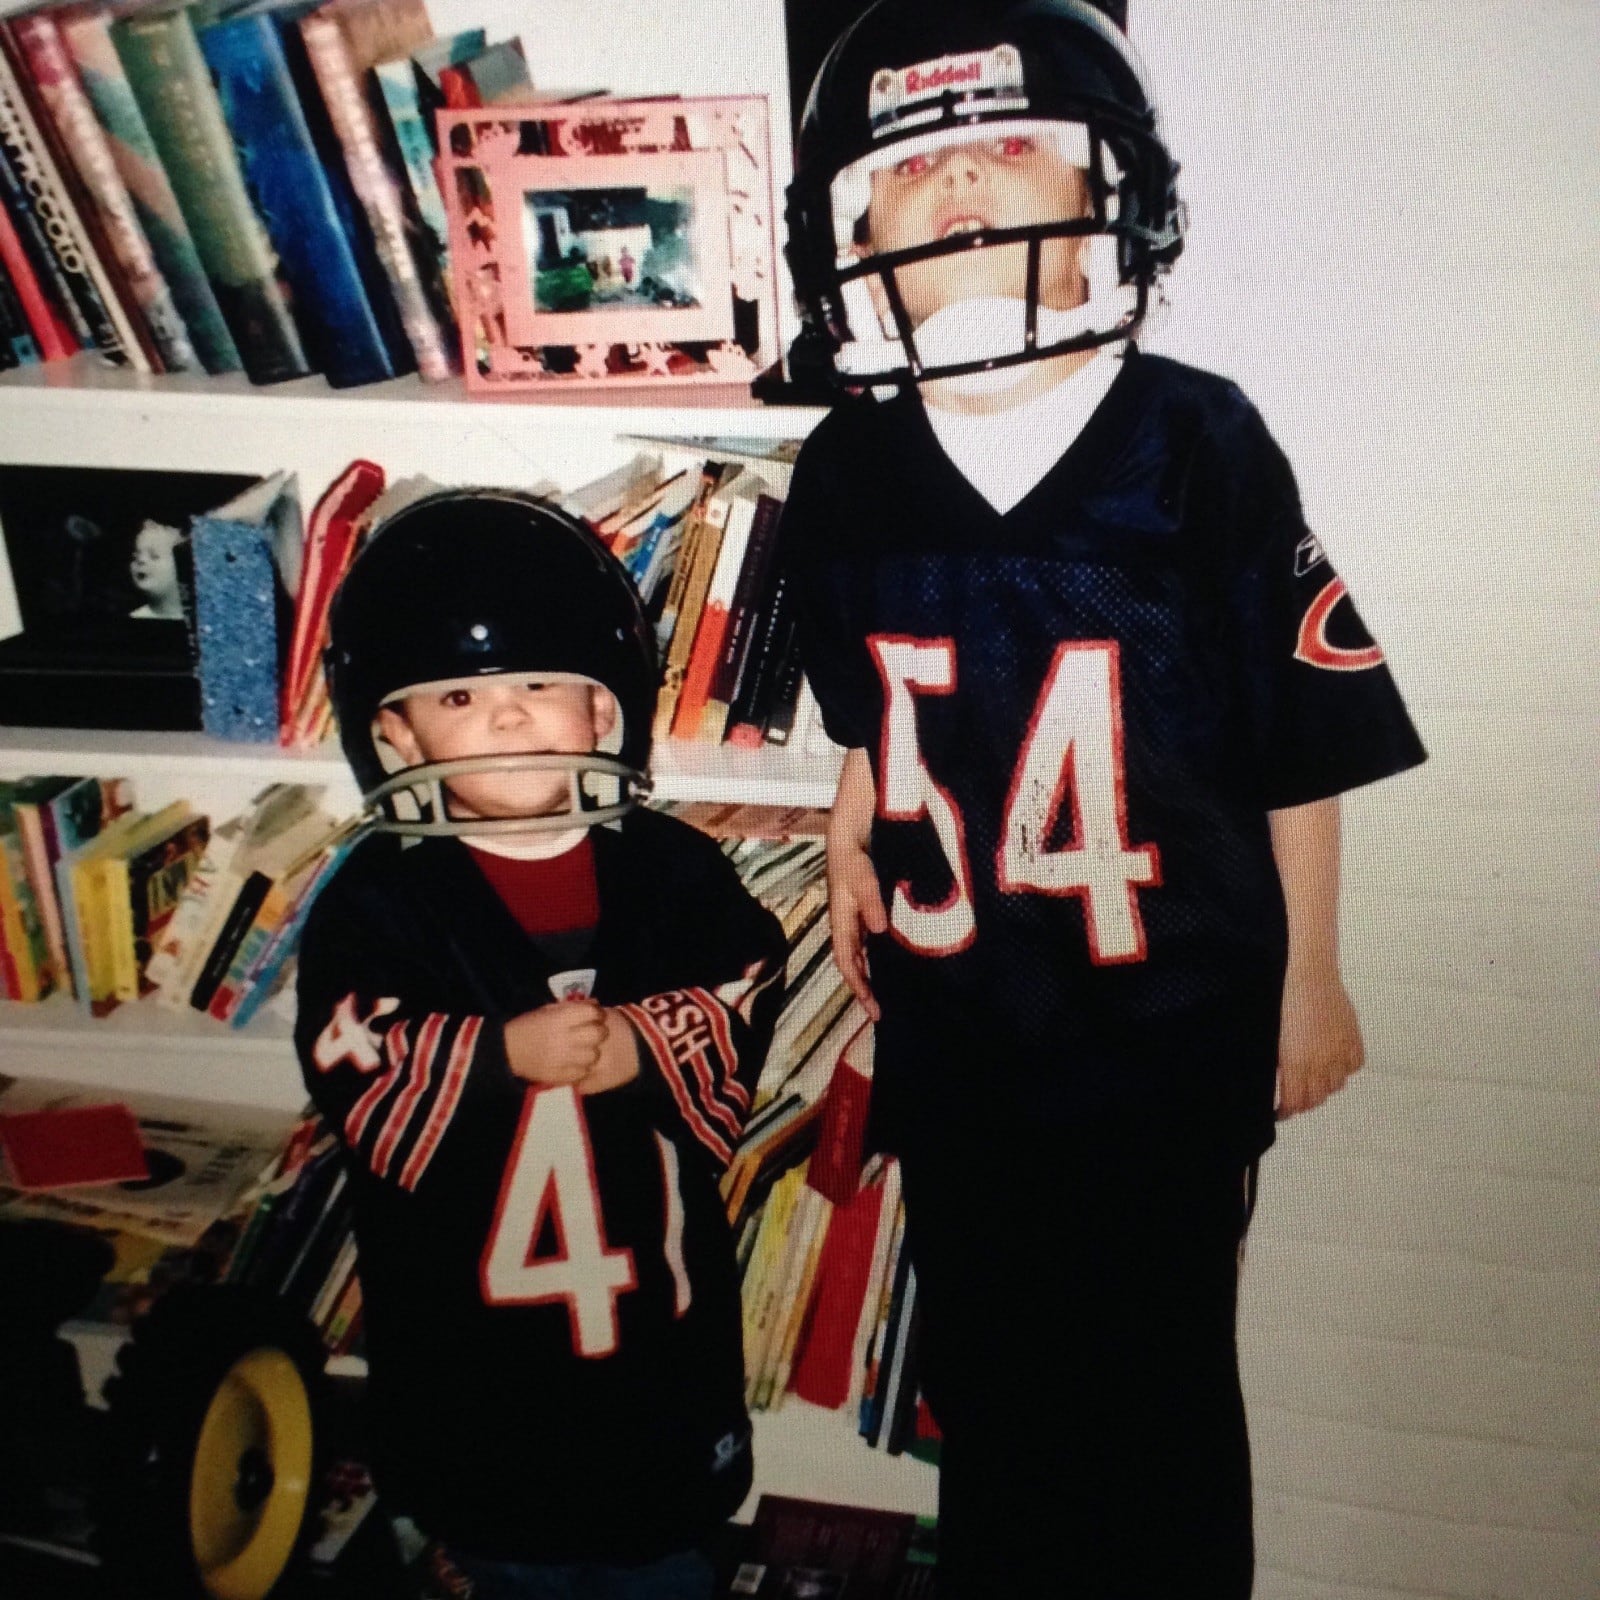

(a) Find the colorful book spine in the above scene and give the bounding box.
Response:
[58,2,241,374]
[200,10,402,390]
[112,4,310,385]
[371,30,483,319]
[0,193,73,358]
[0,800,50,1000]
[10,11,196,372]
[0,35,135,367]
[300,8,453,382]
[707,493,784,742]
[0,248,39,363]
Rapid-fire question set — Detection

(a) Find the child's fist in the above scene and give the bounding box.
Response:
[504,1000,609,1085]
[1275,971,1365,1120]
[576,1009,642,1096]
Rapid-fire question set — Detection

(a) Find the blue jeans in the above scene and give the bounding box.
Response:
[432,1545,715,1600]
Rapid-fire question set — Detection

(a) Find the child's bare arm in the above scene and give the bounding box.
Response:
[1268,795,1364,1119]
[504,1000,609,1086]
[826,745,888,1022]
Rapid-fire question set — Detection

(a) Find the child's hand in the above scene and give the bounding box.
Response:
[827,747,888,1022]
[1275,969,1365,1120]
[828,842,887,1022]
[576,1009,642,1096]
[504,1000,610,1086]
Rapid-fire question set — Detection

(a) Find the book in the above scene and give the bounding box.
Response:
[113,0,311,384]
[0,190,74,359]
[57,0,241,374]
[9,8,197,373]
[280,456,384,742]
[298,0,454,382]
[726,567,795,747]
[34,775,134,1001]
[728,1495,921,1600]
[671,475,764,741]
[0,27,138,368]
[654,464,745,739]
[788,1177,889,1411]
[703,491,785,743]
[8,777,77,989]
[148,782,326,1009]
[183,790,339,1012]
[371,29,483,324]
[74,799,192,1013]
[0,783,55,999]
[0,241,41,363]
[189,471,302,743]
[111,806,209,1000]
[199,2,411,390]
[225,816,359,1026]
[436,38,529,109]
[53,788,142,1010]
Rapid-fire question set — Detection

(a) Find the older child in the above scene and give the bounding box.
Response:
[296,490,785,1599]
[780,2,1425,1594]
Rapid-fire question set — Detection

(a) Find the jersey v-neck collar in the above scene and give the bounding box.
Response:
[889,344,1150,531]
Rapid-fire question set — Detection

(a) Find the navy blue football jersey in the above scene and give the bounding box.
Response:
[294,809,785,1564]
[782,349,1425,1161]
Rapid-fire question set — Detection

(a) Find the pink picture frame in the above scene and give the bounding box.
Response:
[436,96,779,393]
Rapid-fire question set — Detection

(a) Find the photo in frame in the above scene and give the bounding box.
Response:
[0,466,260,731]
[437,96,779,391]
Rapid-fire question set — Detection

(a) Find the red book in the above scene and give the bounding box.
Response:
[0,1102,149,1190]
[0,197,76,359]
[788,1179,886,1410]
[280,458,385,740]
[805,1021,873,1205]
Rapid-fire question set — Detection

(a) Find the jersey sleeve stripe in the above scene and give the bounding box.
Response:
[399,1015,482,1192]
[344,1019,410,1150]
[371,1012,446,1179]
[712,956,782,1027]
[617,1001,734,1166]
[686,986,753,1115]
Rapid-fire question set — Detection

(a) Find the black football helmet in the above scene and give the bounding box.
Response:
[325,489,657,836]
[786,0,1183,389]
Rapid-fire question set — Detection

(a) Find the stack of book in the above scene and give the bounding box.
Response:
[569,437,828,756]
[0,775,355,1025]
[0,0,577,386]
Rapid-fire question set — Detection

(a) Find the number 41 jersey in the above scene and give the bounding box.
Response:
[783,349,1425,1163]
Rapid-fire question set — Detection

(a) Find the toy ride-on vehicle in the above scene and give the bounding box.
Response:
[0,1217,328,1600]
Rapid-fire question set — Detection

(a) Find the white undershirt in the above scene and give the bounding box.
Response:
[922,347,1124,515]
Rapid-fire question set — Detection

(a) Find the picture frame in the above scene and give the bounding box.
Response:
[437,96,779,392]
[0,465,259,731]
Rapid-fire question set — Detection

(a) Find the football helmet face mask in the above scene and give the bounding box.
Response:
[786,0,1183,390]
[326,490,657,837]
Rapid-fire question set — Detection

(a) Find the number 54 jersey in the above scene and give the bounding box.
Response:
[783,349,1425,1164]
[293,808,785,1565]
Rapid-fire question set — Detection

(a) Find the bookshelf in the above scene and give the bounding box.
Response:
[0,0,939,1531]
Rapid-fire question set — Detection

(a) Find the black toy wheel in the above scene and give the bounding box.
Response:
[97,1285,327,1600]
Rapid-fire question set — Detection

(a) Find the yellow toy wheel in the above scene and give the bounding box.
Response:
[188,1347,316,1600]
[98,1286,328,1600]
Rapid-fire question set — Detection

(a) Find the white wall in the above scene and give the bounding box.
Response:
[1130,4,1599,1596]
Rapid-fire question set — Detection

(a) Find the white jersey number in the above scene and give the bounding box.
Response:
[871,635,1159,964]
[481,1087,690,1356]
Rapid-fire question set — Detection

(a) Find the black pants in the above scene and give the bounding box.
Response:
[897,1134,1261,1600]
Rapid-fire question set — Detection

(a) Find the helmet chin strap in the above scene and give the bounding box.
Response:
[913,296,1098,396]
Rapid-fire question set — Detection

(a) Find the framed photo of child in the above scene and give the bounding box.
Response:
[437,96,779,392]
[0,465,257,731]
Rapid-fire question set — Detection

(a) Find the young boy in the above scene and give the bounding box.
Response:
[780,2,1426,1595]
[296,489,786,1599]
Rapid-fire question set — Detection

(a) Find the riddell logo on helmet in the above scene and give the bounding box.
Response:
[905,59,984,94]
[870,45,1028,132]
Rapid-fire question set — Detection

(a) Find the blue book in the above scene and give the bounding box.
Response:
[200,5,408,388]
[191,472,302,743]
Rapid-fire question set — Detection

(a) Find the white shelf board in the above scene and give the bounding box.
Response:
[0,726,843,808]
[0,354,828,440]
[1,994,307,1111]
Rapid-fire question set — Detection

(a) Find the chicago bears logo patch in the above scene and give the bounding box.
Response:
[1294,576,1385,671]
